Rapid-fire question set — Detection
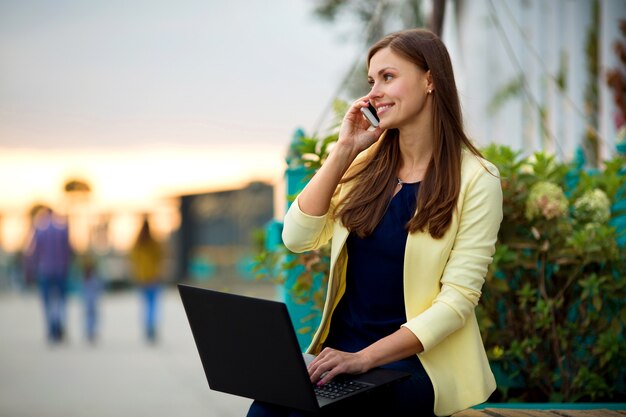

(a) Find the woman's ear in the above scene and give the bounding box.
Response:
[426,70,434,92]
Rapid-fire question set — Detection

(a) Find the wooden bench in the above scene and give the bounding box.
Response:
[453,408,625,417]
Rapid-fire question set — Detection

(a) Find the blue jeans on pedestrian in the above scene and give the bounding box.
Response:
[38,274,68,342]
[83,277,102,342]
[141,284,160,341]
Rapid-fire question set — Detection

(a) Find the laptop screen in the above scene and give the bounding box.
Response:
[178,284,320,411]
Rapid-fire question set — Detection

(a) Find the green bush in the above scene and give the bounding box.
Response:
[480,144,626,402]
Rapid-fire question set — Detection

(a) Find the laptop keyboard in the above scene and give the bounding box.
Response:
[314,379,370,400]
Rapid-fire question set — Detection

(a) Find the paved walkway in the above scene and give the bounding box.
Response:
[3,280,622,417]
[0,279,279,417]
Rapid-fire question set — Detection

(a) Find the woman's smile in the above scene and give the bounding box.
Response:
[376,103,394,116]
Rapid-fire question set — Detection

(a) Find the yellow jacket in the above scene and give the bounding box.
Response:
[282,150,503,416]
[129,240,163,284]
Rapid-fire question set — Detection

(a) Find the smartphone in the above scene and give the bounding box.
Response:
[360,102,379,127]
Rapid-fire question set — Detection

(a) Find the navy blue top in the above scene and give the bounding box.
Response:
[324,181,420,353]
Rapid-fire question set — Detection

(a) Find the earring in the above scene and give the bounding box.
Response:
[428,89,432,94]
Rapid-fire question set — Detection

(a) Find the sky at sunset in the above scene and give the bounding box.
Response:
[0,0,361,214]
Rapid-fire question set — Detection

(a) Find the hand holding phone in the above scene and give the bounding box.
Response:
[360,102,379,128]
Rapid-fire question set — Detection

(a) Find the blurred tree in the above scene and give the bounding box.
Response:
[64,179,91,193]
[429,0,446,37]
[64,178,91,204]
[312,0,432,42]
[63,178,92,252]
[311,0,428,125]
[583,0,600,168]
[606,19,626,130]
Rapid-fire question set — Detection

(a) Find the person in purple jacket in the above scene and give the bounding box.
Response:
[25,207,73,343]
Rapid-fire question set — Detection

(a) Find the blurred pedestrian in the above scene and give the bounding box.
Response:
[129,216,164,343]
[81,253,103,344]
[25,207,73,344]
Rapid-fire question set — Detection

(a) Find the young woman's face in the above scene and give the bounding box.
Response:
[367,47,431,130]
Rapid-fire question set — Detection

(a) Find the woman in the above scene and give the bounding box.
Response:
[129,217,164,343]
[249,28,502,417]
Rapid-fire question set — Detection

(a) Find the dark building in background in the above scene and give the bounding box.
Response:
[176,182,274,282]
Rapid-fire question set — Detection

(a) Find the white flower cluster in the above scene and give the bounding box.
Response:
[525,181,569,220]
[573,189,611,224]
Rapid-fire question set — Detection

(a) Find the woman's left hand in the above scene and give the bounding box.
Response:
[307,347,371,386]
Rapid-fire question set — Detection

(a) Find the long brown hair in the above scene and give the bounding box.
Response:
[335,28,482,239]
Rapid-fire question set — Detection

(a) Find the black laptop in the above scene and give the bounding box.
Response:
[177,284,410,412]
